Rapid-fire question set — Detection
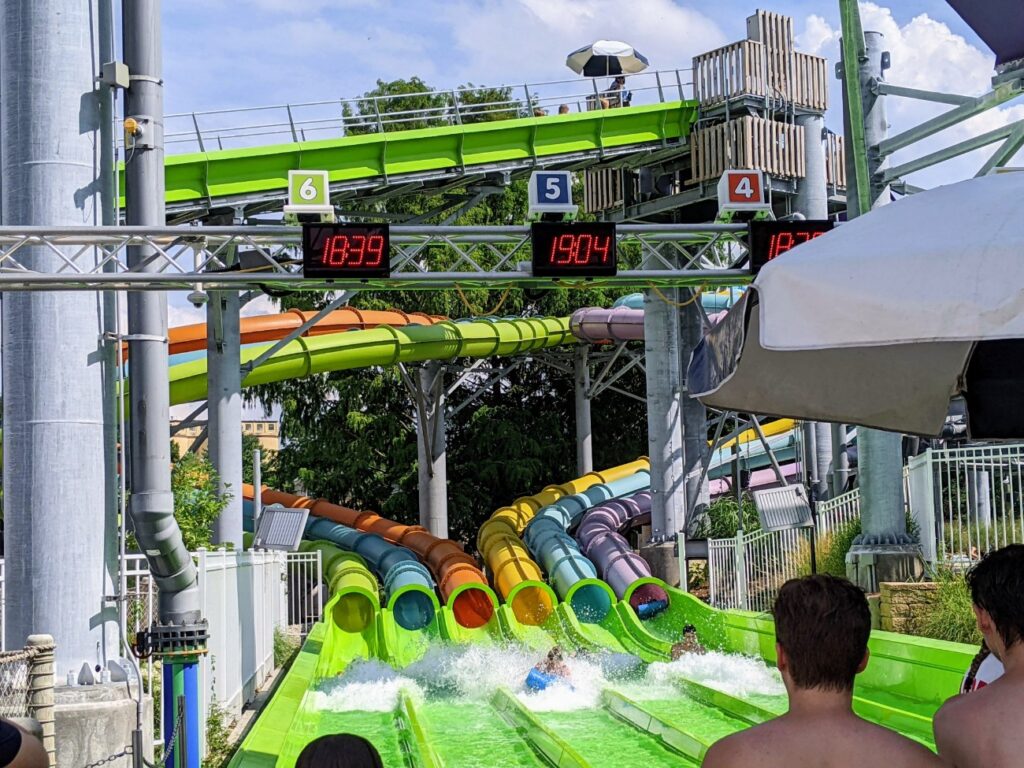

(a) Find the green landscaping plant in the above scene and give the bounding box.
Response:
[920,568,982,645]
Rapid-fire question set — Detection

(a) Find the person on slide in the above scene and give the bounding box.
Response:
[536,647,571,679]
[703,574,939,768]
[670,624,706,659]
[933,545,1024,767]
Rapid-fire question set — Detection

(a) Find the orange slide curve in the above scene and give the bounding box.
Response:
[152,307,444,357]
[242,484,495,629]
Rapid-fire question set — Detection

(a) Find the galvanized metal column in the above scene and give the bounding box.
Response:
[794,112,834,501]
[574,345,594,476]
[643,280,685,540]
[1,0,117,671]
[841,19,919,587]
[416,362,448,538]
[831,423,851,495]
[679,292,709,532]
[208,287,243,547]
[123,0,201,622]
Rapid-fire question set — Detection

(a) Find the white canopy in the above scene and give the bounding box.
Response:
[689,172,1024,438]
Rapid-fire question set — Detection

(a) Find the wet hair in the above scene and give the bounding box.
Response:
[967,544,1024,650]
[295,734,383,768]
[547,647,563,662]
[962,641,990,694]
[772,575,870,692]
[683,624,697,635]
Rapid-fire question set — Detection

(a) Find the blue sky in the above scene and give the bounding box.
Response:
[153,0,1024,416]
[161,1,987,114]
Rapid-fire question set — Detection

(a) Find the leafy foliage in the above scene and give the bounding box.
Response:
[169,452,228,551]
[695,494,761,539]
[920,568,982,645]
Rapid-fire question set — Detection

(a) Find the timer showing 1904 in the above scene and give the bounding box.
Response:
[302,224,392,279]
[531,222,618,278]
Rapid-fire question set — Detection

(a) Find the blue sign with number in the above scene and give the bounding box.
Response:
[533,172,571,205]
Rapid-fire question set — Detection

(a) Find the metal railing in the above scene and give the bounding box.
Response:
[908,444,1024,569]
[709,491,862,613]
[287,551,325,637]
[156,69,694,154]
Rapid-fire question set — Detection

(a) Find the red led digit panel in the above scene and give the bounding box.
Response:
[531,222,617,278]
[302,224,391,279]
[747,220,834,275]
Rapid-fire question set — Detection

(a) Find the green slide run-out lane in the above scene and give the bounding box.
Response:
[121,102,699,209]
[231,577,977,767]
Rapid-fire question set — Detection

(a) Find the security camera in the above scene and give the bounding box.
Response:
[187,289,208,308]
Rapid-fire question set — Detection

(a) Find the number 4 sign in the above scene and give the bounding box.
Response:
[717,169,770,215]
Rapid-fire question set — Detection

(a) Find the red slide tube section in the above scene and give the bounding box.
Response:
[243,485,494,628]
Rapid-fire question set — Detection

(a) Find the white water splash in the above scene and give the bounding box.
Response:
[310,659,424,712]
[646,650,785,698]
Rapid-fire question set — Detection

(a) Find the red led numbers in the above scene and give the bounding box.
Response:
[322,234,386,268]
[302,224,391,279]
[548,233,613,266]
[747,220,834,275]
[531,222,617,278]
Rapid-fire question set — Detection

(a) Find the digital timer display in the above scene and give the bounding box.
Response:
[531,222,617,278]
[747,220,834,274]
[302,224,391,279]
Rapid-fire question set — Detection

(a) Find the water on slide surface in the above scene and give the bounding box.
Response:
[297,646,786,766]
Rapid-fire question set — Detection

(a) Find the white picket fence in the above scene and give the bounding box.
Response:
[708,491,862,613]
[708,443,1024,612]
[0,547,323,756]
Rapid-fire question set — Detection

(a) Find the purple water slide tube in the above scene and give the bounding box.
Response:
[570,307,727,343]
[709,462,801,496]
[575,491,668,615]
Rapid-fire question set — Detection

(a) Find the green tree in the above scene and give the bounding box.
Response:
[345,77,448,135]
[455,83,520,123]
[242,432,275,486]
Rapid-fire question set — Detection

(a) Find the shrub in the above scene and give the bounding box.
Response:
[698,494,761,539]
[274,626,300,669]
[920,568,982,645]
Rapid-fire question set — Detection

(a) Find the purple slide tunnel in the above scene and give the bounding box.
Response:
[575,491,668,619]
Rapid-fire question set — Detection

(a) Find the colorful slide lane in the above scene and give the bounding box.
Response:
[230,550,974,768]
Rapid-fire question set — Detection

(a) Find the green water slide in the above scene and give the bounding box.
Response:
[125,102,698,216]
[230,568,974,768]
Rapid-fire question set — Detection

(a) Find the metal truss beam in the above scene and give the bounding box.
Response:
[0,224,748,291]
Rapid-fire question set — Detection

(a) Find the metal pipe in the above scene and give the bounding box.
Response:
[1,0,118,672]
[415,362,448,538]
[123,0,201,623]
[679,288,709,533]
[574,345,594,475]
[208,287,243,547]
[643,277,685,540]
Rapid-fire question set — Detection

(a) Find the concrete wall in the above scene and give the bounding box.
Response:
[879,582,940,635]
[55,685,153,768]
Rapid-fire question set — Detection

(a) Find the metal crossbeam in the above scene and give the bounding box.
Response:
[0,224,749,291]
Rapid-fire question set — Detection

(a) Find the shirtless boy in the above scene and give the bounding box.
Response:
[702,574,939,768]
[933,544,1024,767]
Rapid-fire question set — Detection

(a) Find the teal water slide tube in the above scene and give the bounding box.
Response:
[521,471,650,622]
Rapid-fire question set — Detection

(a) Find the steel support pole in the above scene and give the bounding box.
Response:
[208,287,243,547]
[643,271,685,540]
[123,0,201,622]
[574,345,594,476]
[794,112,834,501]
[679,290,709,533]
[1,0,117,672]
[841,23,918,586]
[416,362,448,538]
[831,423,851,495]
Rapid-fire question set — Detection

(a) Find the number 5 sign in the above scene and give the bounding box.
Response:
[527,170,578,221]
[717,169,770,214]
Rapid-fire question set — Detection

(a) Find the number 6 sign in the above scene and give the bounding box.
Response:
[287,170,329,208]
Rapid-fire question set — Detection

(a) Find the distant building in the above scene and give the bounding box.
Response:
[170,420,281,456]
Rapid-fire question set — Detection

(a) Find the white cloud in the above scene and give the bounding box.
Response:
[797,3,1024,187]
[441,0,726,85]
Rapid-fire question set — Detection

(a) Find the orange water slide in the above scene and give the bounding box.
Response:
[242,484,495,629]
[157,308,444,357]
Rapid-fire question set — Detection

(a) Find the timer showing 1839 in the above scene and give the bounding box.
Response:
[302,224,392,279]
